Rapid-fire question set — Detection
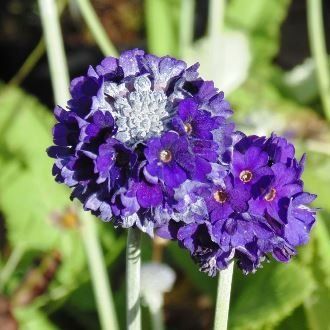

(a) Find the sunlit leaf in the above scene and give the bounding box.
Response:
[226,0,291,67]
[15,307,59,330]
[0,85,86,288]
[230,261,315,330]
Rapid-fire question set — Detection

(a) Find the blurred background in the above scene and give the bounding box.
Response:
[0,0,329,329]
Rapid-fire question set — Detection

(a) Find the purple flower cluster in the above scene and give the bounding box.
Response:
[158,133,316,274]
[48,49,316,274]
[47,49,233,235]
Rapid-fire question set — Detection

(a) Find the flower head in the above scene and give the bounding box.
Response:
[47,49,233,233]
[158,133,316,275]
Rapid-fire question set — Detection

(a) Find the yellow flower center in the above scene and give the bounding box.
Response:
[264,188,276,202]
[159,150,172,163]
[239,170,253,183]
[184,123,193,135]
[213,190,228,203]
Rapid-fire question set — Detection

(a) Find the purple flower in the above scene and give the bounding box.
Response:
[205,174,251,222]
[284,192,316,246]
[144,132,195,188]
[172,98,221,140]
[95,138,137,189]
[158,133,317,275]
[264,133,295,166]
[232,145,274,197]
[249,163,302,222]
[47,49,234,233]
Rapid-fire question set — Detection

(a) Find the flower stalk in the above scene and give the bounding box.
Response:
[80,212,119,330]
[126,227,142,330]
[75,0,118,57]
[0,246,25,292]
[38,0,70,105]
[179,0,195,57]
[150,307,164,330]
[307,0,330,121]
[38,1,118,329]
[214,261,234,330]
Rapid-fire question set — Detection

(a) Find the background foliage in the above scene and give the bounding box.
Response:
[0,0,329,329]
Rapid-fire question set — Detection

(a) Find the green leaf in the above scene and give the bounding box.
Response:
[302,153,330,212]
[15,307,59,330]
[275,306,309,330]
[167,243,217,297]
[312,213,330,289]
[304,282,330,330]
[226,0,291,66]
[229,261,315,330]
[0,85,86,288]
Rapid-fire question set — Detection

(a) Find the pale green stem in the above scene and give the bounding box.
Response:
[38,1,118,329]
[207,0,226,82]
[150,306,164,330]
[8,39,45,86]
[126,227,142,330]
[214,261,234,330]
[179,0,195,58]
[0,246,25,291]
[80,213,119,330]
[145,0,177,56]
[307,0,330,120]
[207,0,226,38]
[9,0,67,87]
[75,0,118,56]
[38,0,70,105]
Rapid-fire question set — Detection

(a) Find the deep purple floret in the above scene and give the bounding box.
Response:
[203,174,251,222]
[144,131,195,189]
[172,98,222,140]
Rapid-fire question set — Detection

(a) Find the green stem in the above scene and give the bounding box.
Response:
[145,0,177,56]
[179,0,195,57]
[38,1,118,329]
[214,261,234,330]
[38,0,70,105]
[0,246,25,291]
[207,0,226,38]
[126,227,142,330]
[9,0,68,87]
[80,213,119,330]
[150,306,164,330]
[207,0,226,82]
[75,0,118,56]
[307,0,330,120]
[8,39,45,86]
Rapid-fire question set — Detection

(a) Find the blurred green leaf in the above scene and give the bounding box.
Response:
[167,243,217,297]
[304,282,330,330]
[0,85,86,288]
[312,214,330,289]
[275,306,309,330]
[226,0,291,69]
[15,307,59,330]
[303,153,330,212]
[282,58,319,104]
[230,261,315,330]
[301,213,330,330]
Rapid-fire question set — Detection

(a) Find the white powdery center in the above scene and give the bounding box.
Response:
[105,75,169,145]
